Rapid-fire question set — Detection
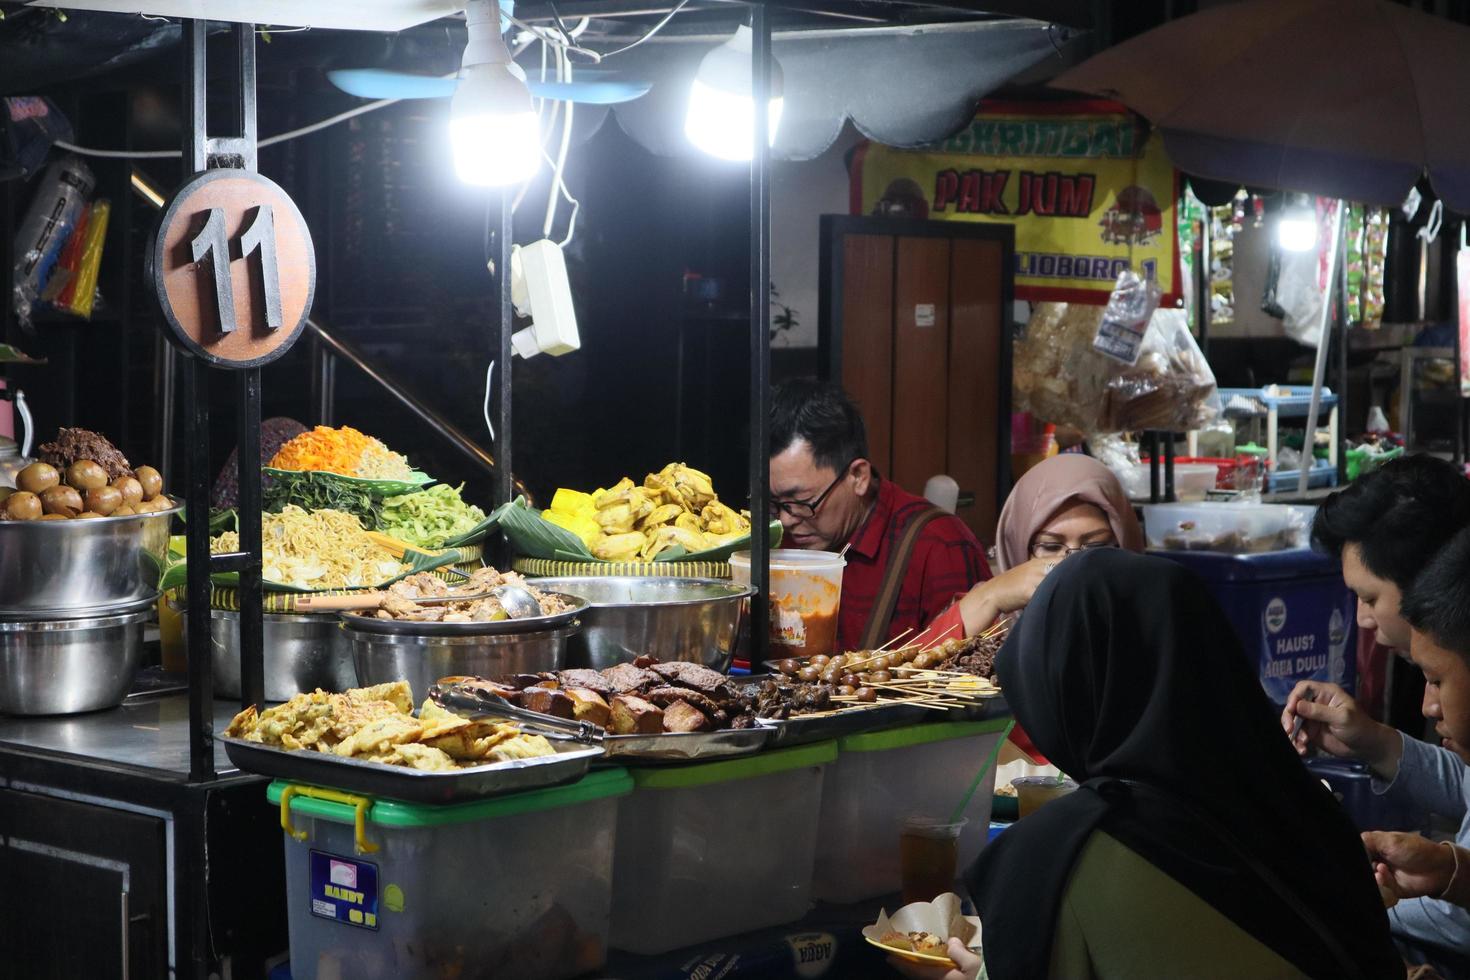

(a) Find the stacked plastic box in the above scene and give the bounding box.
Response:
[270,769,631,980]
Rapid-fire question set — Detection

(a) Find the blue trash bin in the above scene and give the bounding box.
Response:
[1153,548,1356,704]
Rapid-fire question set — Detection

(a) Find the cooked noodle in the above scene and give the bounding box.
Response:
[212,505,406,589]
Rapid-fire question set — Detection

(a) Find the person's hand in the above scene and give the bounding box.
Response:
[958,560,1050,635]
[1280,681,1402,778]
[887,938,982,980]
[1363,831,1457,902]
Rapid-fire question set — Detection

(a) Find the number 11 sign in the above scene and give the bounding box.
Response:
[150,169,315,368]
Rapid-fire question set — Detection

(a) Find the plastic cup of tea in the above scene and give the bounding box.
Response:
[1012,776,1078,818]
[900,816,968,906]
[730,549,846,658]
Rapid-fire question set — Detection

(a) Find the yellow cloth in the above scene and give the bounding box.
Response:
[982,830,1308,980]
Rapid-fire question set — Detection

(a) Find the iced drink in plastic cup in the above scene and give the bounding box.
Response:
[1012,776,1077,818]
[900,816,967,905]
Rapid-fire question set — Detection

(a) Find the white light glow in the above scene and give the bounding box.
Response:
[450,110,540,186]
[1278,211,1318,251]
[684,80,783,161]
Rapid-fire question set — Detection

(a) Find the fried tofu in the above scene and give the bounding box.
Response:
[662,699,713,733]
[349,680,414,714]
[520,687,575,718]
[610,694,664,734]
[565,688,611,728]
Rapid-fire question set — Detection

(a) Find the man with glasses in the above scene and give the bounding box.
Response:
[769,379,989,652]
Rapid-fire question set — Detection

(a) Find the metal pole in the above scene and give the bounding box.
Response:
[1337,218,1350,486]
[749,4,773,661]
[1299,200,1345,494]
[236,369,264,709]
[1196,211,1211,359]
[182,18,214,782]
[493,190,515,566]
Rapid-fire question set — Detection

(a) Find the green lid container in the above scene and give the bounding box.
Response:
[266,767,633,828]
[630,741,837,791]
[838,718,1010,754]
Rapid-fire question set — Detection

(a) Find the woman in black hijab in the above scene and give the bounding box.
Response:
[961,549,1400,979]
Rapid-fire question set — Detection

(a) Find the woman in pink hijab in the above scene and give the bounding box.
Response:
[927,454,1145,639]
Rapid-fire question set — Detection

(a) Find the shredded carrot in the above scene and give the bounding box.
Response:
[269,425,388,477]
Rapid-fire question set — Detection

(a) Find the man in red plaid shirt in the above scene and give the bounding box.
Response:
[768,380,991,652]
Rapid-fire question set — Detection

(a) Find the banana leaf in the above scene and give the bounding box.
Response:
[495,497,783,563]
[159,540,459,594]
[262,467,433,498]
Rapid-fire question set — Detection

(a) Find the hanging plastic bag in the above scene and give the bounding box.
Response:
[1099,307,1220,432]
[10,155,94,327]
[40,201,90,306]
[1093,269,1161,365]
[1015,301,1219,435]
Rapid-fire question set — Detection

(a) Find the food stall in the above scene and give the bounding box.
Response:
[0,2,1056,977]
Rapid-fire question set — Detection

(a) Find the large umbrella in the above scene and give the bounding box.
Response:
[1052,0,1470,211]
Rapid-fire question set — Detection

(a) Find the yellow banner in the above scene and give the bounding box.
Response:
[852,100,1181,305]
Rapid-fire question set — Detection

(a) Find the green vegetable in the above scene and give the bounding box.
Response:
[379,483,488,550]
[262,471,381,528]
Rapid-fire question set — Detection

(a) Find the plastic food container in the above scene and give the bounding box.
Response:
[609,741,836,954]
[730,549,845,658]
[813,720,1009,904]
[269,768,632,980]
[1118,462,1219,501]
[1143,503,1314,554]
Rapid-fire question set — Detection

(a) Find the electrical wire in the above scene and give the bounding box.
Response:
[592,0,691,58]
[482,360,497,441]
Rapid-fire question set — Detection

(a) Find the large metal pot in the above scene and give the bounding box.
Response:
[347,624,578,700]
[528,577,753,671]
[183,608,357,701]
[0,600,150,715]
[0,503,179,619]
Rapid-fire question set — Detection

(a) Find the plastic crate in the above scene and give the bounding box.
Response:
[269,769,631,980]
[813,720,1009,904]
[609,742,836,955]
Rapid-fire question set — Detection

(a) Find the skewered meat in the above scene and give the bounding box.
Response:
[662,700,713,733]
[603,663,660,694]
[555,669,613,696]
[610,694,663,734]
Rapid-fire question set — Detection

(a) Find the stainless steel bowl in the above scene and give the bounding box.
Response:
[185,608,357,701]
[0,503,179,619]
[346,623,578,700]
[527,576,753,671]
[0,602,151,715]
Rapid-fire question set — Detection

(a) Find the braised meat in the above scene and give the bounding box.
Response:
[643,686,724,718]
[603,663,660,694]
[38,427,133,480]
[749,679,833,719]
[649,661,729,695]
[520,687,574,718]
[555,668,613,697]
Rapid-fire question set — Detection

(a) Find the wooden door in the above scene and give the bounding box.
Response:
[820,217,1013,545]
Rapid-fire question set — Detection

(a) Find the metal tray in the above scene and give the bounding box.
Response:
[754,701,921,747]
[220,735,603,804]
[599,725,771,762]
[338,593,587,636]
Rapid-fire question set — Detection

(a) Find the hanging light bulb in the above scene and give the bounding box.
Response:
[450,0,540,186]
[1278,195,1319,252]
[685,25,784,161]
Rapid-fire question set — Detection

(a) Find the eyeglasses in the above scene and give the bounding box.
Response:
[769,460,857,521]
[1030,540,1118,560]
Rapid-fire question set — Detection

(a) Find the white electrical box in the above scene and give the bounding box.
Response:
[510,239,581,359]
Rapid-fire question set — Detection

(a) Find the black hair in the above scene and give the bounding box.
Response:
[1402,524,1470,658]
[1311,454,1470,590]
[769,379,868,473]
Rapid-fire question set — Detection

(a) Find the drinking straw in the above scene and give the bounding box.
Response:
[950,720,1015,824]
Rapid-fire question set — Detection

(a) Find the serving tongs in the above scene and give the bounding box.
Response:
[428,682,605,746]
[294,590,496,613]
